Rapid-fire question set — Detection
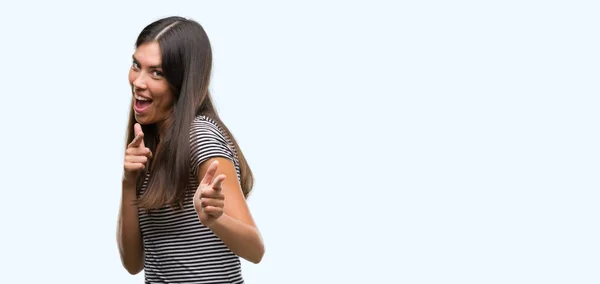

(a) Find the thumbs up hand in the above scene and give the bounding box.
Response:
[123,123,153,184]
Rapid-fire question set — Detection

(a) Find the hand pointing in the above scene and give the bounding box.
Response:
[194,160,226,227]
[123,123,153,184]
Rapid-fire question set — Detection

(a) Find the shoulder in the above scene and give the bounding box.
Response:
[190,115,227,143]
[189,115,237,170]
[191,115,221,132]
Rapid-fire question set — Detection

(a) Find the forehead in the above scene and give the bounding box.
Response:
[133,41,162,65]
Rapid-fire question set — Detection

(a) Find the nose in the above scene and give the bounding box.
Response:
[132,72,147,90]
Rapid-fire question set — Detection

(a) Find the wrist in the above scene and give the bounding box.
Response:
[122,172,137,185]
[121,180,138,207]
[206,213,228,230]
[122,178,137,192]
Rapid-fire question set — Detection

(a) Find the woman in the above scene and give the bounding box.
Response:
[116,16,264,283]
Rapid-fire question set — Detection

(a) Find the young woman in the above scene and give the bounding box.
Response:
[116,16,264,283]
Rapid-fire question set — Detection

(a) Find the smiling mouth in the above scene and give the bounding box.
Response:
[134,94,153,113]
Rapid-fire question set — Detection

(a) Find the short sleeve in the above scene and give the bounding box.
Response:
[190,116,236,175]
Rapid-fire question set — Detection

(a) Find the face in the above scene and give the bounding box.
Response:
[128,41,175,126]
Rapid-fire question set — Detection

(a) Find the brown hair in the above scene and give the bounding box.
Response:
[125,16,254,210]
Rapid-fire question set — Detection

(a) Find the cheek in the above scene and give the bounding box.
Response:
[151,83,175,106]
[128,70,136,86]
[164,89,175,105]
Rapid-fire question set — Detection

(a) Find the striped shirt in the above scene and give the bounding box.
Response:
[137,115,243,283]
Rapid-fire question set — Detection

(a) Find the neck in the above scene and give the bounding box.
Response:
[156,120,168,139]
[156,110,175,139]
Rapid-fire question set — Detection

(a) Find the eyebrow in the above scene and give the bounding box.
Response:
[132,55,162,69]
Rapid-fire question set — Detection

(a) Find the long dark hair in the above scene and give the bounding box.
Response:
[125,16,254,210]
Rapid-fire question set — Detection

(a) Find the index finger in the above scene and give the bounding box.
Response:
[134,123,143,136]
[200,160,219,186]
[133,123,146,147]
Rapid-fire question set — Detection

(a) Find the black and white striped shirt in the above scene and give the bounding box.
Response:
[138,115,243,283]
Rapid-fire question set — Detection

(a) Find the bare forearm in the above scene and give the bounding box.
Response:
[117,182,144,274]
[207,214,265,263]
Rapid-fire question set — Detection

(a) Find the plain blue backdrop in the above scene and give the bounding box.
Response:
[0,1,598,283]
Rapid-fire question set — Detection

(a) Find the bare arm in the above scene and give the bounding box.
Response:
[117,181,144,275]
[117,123,151,274]
[195,158,265,264]
[207,213,265,263]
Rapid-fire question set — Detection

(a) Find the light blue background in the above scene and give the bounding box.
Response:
[0,1,598,283]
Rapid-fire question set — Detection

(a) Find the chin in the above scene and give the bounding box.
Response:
[134,114,152,125]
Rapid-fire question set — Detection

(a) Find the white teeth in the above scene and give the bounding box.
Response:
[135,94,151,101]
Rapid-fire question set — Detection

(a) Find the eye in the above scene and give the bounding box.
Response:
[131,60,141,70]
[151,70,164,77]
